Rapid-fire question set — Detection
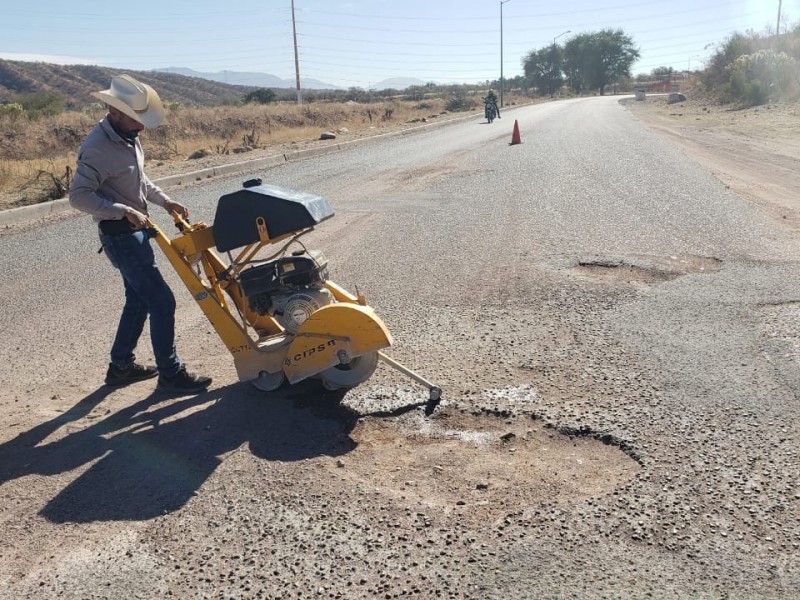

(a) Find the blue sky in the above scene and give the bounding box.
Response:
[0,1,794,88]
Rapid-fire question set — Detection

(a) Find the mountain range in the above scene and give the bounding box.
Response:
[0,59,256,107]
[153,67,428,91]
[0,58,432,109]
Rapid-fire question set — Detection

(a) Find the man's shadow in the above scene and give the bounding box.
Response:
[0,381,360,523]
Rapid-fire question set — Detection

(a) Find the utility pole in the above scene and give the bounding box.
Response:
[777,0,783,35]
[500,0,512,107]
[552,31,570,97]
[291,0,302,105]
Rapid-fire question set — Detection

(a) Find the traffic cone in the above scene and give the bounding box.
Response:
[510,120,522,145]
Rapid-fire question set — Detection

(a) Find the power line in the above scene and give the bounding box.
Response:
[300,0,732,22]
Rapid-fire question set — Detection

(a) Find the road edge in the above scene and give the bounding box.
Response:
[0,109,483,228]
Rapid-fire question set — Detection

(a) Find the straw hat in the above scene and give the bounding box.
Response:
[92,75,165,128]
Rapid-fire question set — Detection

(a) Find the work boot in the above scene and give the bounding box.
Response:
[105,362,158,386]
[157,366,212,394]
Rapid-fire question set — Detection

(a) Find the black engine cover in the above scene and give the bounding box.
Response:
[239,251,328,299]
[213,183,334,252]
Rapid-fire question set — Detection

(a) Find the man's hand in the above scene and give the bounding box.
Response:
[123,207,148,229]
[164,198,189,219]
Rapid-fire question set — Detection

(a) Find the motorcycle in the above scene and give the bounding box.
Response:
[484,101,497,123]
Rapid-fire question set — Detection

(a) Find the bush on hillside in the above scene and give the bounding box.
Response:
[724,49,798,105]
[703,28,800,105]
[445,92,474,112]
[243,88,276,104]
[15,91,65,119]
[0,102,24,119]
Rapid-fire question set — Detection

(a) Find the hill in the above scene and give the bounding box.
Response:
[154,68,430,92]
[0,59,430,109]
[154,67,337,90]
[0,59,255,108]
[373,77,430,90]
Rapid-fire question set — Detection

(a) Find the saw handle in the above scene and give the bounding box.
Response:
[377,351,442,402]
[169,211,191,231]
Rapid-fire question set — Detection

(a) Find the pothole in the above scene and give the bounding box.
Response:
[333,405,640,525]
[573,255,721,284]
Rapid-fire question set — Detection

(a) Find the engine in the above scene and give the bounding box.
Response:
[238,250,334,333]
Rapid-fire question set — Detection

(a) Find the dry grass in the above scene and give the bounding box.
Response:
[0,157,76,207]
[0,96,496,207]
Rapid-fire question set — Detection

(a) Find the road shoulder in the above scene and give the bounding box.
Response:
[623,95,800,231]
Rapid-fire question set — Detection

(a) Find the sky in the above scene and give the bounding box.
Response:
[0,1,795,89]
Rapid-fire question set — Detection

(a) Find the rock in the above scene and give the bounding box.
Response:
[319,132,337,140]
[231,146,253,154]
[187,148,211,160]
[667,93,687,104]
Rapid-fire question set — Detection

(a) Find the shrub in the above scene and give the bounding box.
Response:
[445,93,474,112]
[724,49,798,105]
[15,91,65,120]
[243,88,276,104]
[0,102,25,119]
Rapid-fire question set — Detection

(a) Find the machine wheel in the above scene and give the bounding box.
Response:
[252,370,286,392]
[320,351,379,391]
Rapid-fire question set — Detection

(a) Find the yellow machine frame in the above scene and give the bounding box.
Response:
[147,213,441,403]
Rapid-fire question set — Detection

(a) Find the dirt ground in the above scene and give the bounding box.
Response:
[623,93,800,231]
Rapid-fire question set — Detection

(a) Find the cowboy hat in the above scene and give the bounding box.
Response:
[92,74,166,128]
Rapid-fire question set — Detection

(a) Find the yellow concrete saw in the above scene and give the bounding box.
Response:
[147,179,441,411]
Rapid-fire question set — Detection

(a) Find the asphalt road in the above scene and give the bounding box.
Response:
[0,96,798,599]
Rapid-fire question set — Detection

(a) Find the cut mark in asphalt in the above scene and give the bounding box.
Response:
[336,387,640,525]
[573,255,721,285]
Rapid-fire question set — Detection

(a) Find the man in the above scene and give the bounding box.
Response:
[69,75,211,393]
[485,90,501,118]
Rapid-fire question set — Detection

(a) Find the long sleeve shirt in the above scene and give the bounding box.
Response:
[69,119,169,222]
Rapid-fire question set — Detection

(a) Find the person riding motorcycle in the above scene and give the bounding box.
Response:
[483,90,501,119]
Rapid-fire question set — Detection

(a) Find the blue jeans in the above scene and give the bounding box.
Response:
[100,230,182,377]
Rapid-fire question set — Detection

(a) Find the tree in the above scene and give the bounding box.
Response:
[15,91,64,119]
[243,88,276,104]
[650,66,675,81]
[522,45,565,97]
[563,36,590,94]
[563,29,640,95]
[590,29,640,94]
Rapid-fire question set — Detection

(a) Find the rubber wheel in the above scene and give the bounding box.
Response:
[320,351,379,391]
[252,370,285,392]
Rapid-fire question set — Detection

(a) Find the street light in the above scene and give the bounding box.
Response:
[500,0,512,108]
[554,30,571,47]
[550,31,570,96]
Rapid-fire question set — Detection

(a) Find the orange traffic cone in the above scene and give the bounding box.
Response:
[510,120,522,145]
